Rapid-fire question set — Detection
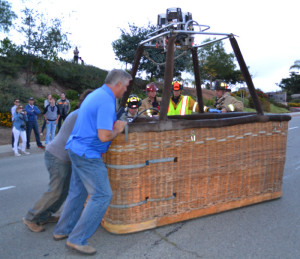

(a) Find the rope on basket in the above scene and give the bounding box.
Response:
[105,157,176,170]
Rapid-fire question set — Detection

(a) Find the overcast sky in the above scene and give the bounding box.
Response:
[7,0,300,92]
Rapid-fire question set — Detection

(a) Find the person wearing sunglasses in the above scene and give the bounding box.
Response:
[12,105,30,156]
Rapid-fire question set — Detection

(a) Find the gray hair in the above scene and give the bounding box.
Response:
[105,69,132,85]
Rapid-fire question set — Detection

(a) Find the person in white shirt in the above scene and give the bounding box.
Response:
[11,99,20,149]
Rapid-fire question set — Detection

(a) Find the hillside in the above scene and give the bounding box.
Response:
[0,55,147,112]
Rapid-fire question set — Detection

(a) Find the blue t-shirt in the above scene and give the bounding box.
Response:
[65,85,116,158]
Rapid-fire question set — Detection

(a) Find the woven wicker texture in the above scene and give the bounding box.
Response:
[102,121,288,231]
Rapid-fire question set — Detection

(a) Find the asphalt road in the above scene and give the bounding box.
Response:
[0,115,299,258]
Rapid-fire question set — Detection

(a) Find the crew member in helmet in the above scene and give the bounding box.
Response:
[139,83,161,117]
[121,94,142,122]
[214,80,243,113]
[167,81,198,116]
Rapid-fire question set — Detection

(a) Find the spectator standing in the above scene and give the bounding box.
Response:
[25,97,45,149]
[23,89,93,233]
[40,94,52,136]
[53,69,130,255]
[12,105,30,156]
[11,99,20,148]
[56,93,70,131]
[44,97,60,145]
[73,47,79,64]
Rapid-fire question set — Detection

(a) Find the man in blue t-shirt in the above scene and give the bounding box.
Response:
[53,69,131,255]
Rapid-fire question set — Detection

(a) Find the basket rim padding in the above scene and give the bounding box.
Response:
[128,113,291,133]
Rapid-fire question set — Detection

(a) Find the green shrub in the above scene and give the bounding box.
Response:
[291,99,300,103]
[248,96,270,112]
[66,89,79,100]
[70,100,78,112]
[235,89,247,97]
[52,94,60,100]
[0,76,32,112]
[36,73,53,86]
[204,98,215,107]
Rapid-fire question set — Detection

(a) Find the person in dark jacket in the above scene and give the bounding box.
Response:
[25,97,45,149]
[56,93,70,131]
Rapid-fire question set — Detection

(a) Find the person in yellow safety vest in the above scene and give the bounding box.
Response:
[167,81,199,116]
[214,80,244,113]
[139,82,162,117]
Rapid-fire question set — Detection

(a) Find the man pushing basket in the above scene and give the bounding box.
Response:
[53,69,131,255]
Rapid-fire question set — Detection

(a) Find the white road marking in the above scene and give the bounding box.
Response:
[289,127,299,130]
[0,186,16,191]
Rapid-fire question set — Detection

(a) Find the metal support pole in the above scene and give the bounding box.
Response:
[191,47,204,113]
[159,35,177,121]
[120,45,144,108]
[229,36,264,115]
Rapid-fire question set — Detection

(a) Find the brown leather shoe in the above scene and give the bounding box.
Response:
[23,218,45,232]
[53,234,68,241]
[66,241,97,255]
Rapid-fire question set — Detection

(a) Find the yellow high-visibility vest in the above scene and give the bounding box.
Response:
[168,96,191,115]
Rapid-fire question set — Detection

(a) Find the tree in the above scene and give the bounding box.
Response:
[279,72,300,98]
[278,60,300,99]
[188,38,244,88]
[18,8,71,86]
[290,60,300,71]
[19,8,70,60]
[112,23,190,80]
[0,0,17,33]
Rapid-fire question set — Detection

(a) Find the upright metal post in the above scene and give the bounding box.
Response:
[120,45,144,108]
[229,36,264,115]
[159,35,177,121]
[191,47,204,113]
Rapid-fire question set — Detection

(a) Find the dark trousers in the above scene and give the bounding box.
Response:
[41,119,46,133]
[57,114,67,131]
[26,121,43,148]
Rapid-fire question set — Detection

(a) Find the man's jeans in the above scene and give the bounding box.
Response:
[54,149,113,246]
[26,120,42,148]
[45,121,57,144]
[25,151,72,223]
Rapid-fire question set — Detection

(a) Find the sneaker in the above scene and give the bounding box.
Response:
[26,146,30,150]
[66,241,97,255]
[22,151,30,155]
[38,145,45,149]
[23,218,45,232]
[15,153,21,157]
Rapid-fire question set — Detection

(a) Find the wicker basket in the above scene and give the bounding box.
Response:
[101,113,290,234]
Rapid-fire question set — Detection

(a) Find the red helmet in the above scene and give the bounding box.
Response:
[146,83,158,92]
[172,81,183,91]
